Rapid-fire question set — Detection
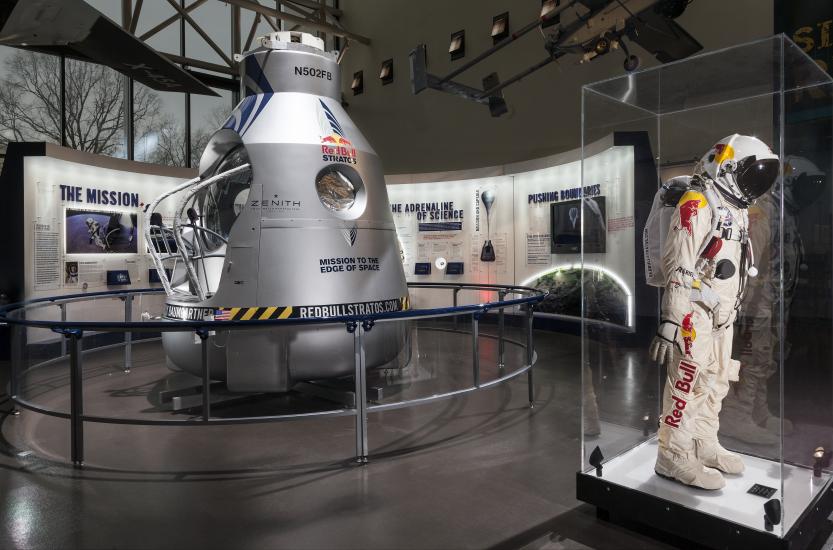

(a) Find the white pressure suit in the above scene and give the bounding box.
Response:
[650,135,780,489]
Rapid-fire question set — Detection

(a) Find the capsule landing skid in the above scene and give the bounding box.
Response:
[158,381,255,412]
[294,380,385,408]
[158,379,387,412]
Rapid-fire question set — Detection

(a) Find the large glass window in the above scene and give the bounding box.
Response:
[131,1,188,167]
[133,0,181,55]
[186,1,231,69]
[190,88,232,167]
[0,2,251,168]
[240,9,282,51]
[64,59,128,158]
[134,85,187,167]
[83,0,123,22]
[0,49,62,147]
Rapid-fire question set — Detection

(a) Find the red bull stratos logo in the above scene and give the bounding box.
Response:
[675,190,707,236]
[319,100,357,165]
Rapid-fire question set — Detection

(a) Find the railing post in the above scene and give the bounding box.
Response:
[197,328,210,421]
[10,324,23,415]
[67,329,84,466]
[59,303,67,356]
[124,293,133,373]
[350,320,370,463]
[472,312,480,388]
[498,290,506,370]
[453,287,460,330]
[526,305,535,408]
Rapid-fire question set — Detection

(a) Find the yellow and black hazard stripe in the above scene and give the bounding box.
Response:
[216,306,295,321]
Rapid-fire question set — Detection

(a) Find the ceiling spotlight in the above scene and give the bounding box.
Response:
[449,30,465,61]
[379,59,393,85]
[541,0,561,28]
[351,70,363,95]
[491,12,509,44]
[594,35,611,55]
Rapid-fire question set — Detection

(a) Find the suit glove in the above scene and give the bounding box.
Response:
[649,321,680,368]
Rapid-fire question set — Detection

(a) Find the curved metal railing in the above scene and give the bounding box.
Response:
[0,283,545,466]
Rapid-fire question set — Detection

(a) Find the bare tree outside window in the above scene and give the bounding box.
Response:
[0,51,160,157]
[0,50,231,168]
[142,105,228,168]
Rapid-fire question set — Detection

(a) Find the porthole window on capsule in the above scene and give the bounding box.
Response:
[316,165,363,212]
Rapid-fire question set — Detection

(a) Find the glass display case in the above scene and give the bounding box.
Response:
[577,35,833,549]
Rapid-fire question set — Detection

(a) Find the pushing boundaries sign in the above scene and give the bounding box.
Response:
[165,296,410,321]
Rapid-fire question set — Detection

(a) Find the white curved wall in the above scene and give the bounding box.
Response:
[387,135,635,312]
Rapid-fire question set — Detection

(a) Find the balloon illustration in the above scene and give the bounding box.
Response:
[480,189,496,262]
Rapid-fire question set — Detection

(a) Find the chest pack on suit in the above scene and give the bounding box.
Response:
[645,177,752,331]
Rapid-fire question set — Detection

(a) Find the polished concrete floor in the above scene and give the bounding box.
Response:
[0,321,831,549]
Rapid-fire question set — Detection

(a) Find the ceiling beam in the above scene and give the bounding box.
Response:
[224,0,370,45]
[282,0,342,18]
[165,0,234,66]
[138,0,208,41]
[129,0,144,34]
[244,12,261,51]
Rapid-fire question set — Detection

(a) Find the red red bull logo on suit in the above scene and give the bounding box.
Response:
[675,191,708,236]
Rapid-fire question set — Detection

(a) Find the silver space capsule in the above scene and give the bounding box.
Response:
[146,32,409,392]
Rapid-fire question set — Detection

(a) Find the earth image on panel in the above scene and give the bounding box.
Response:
[530,267,627,326]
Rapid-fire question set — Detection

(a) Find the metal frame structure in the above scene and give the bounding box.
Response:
[8,1,364,168]
[122,0,361,165]
[124,0,366,80]
[2,283,545,466]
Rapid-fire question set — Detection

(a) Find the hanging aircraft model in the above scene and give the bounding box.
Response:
[0,0,217,96]
[409,0,702,117]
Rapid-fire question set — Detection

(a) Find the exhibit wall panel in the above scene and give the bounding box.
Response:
[388,176,515,309]
[389,137,638,323]
[1,144,196,343]
[514,146,635,327]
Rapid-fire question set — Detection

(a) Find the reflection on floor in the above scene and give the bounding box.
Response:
[0,323,830,549]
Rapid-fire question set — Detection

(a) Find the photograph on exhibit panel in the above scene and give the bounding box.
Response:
[65,209,138,254]
[550,197,607,254]
[64,261,79,284]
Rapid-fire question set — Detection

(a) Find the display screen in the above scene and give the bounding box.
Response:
[66,209,138,254]
[550,197,606,254]
[148,268,172,283]
[446,262,464,275]
[106,270,131,285]
[414,262,431,275]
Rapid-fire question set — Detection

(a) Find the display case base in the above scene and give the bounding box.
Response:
[577,441,833,550]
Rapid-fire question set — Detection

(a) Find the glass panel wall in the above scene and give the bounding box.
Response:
[190,88,233,168]
[134,86,187,167]
[64,59,128,158]
[0,50,62,147]
[186,1,231,69]
[0,0,340,169]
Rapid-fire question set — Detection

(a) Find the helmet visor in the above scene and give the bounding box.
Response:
[736,156,779,201]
